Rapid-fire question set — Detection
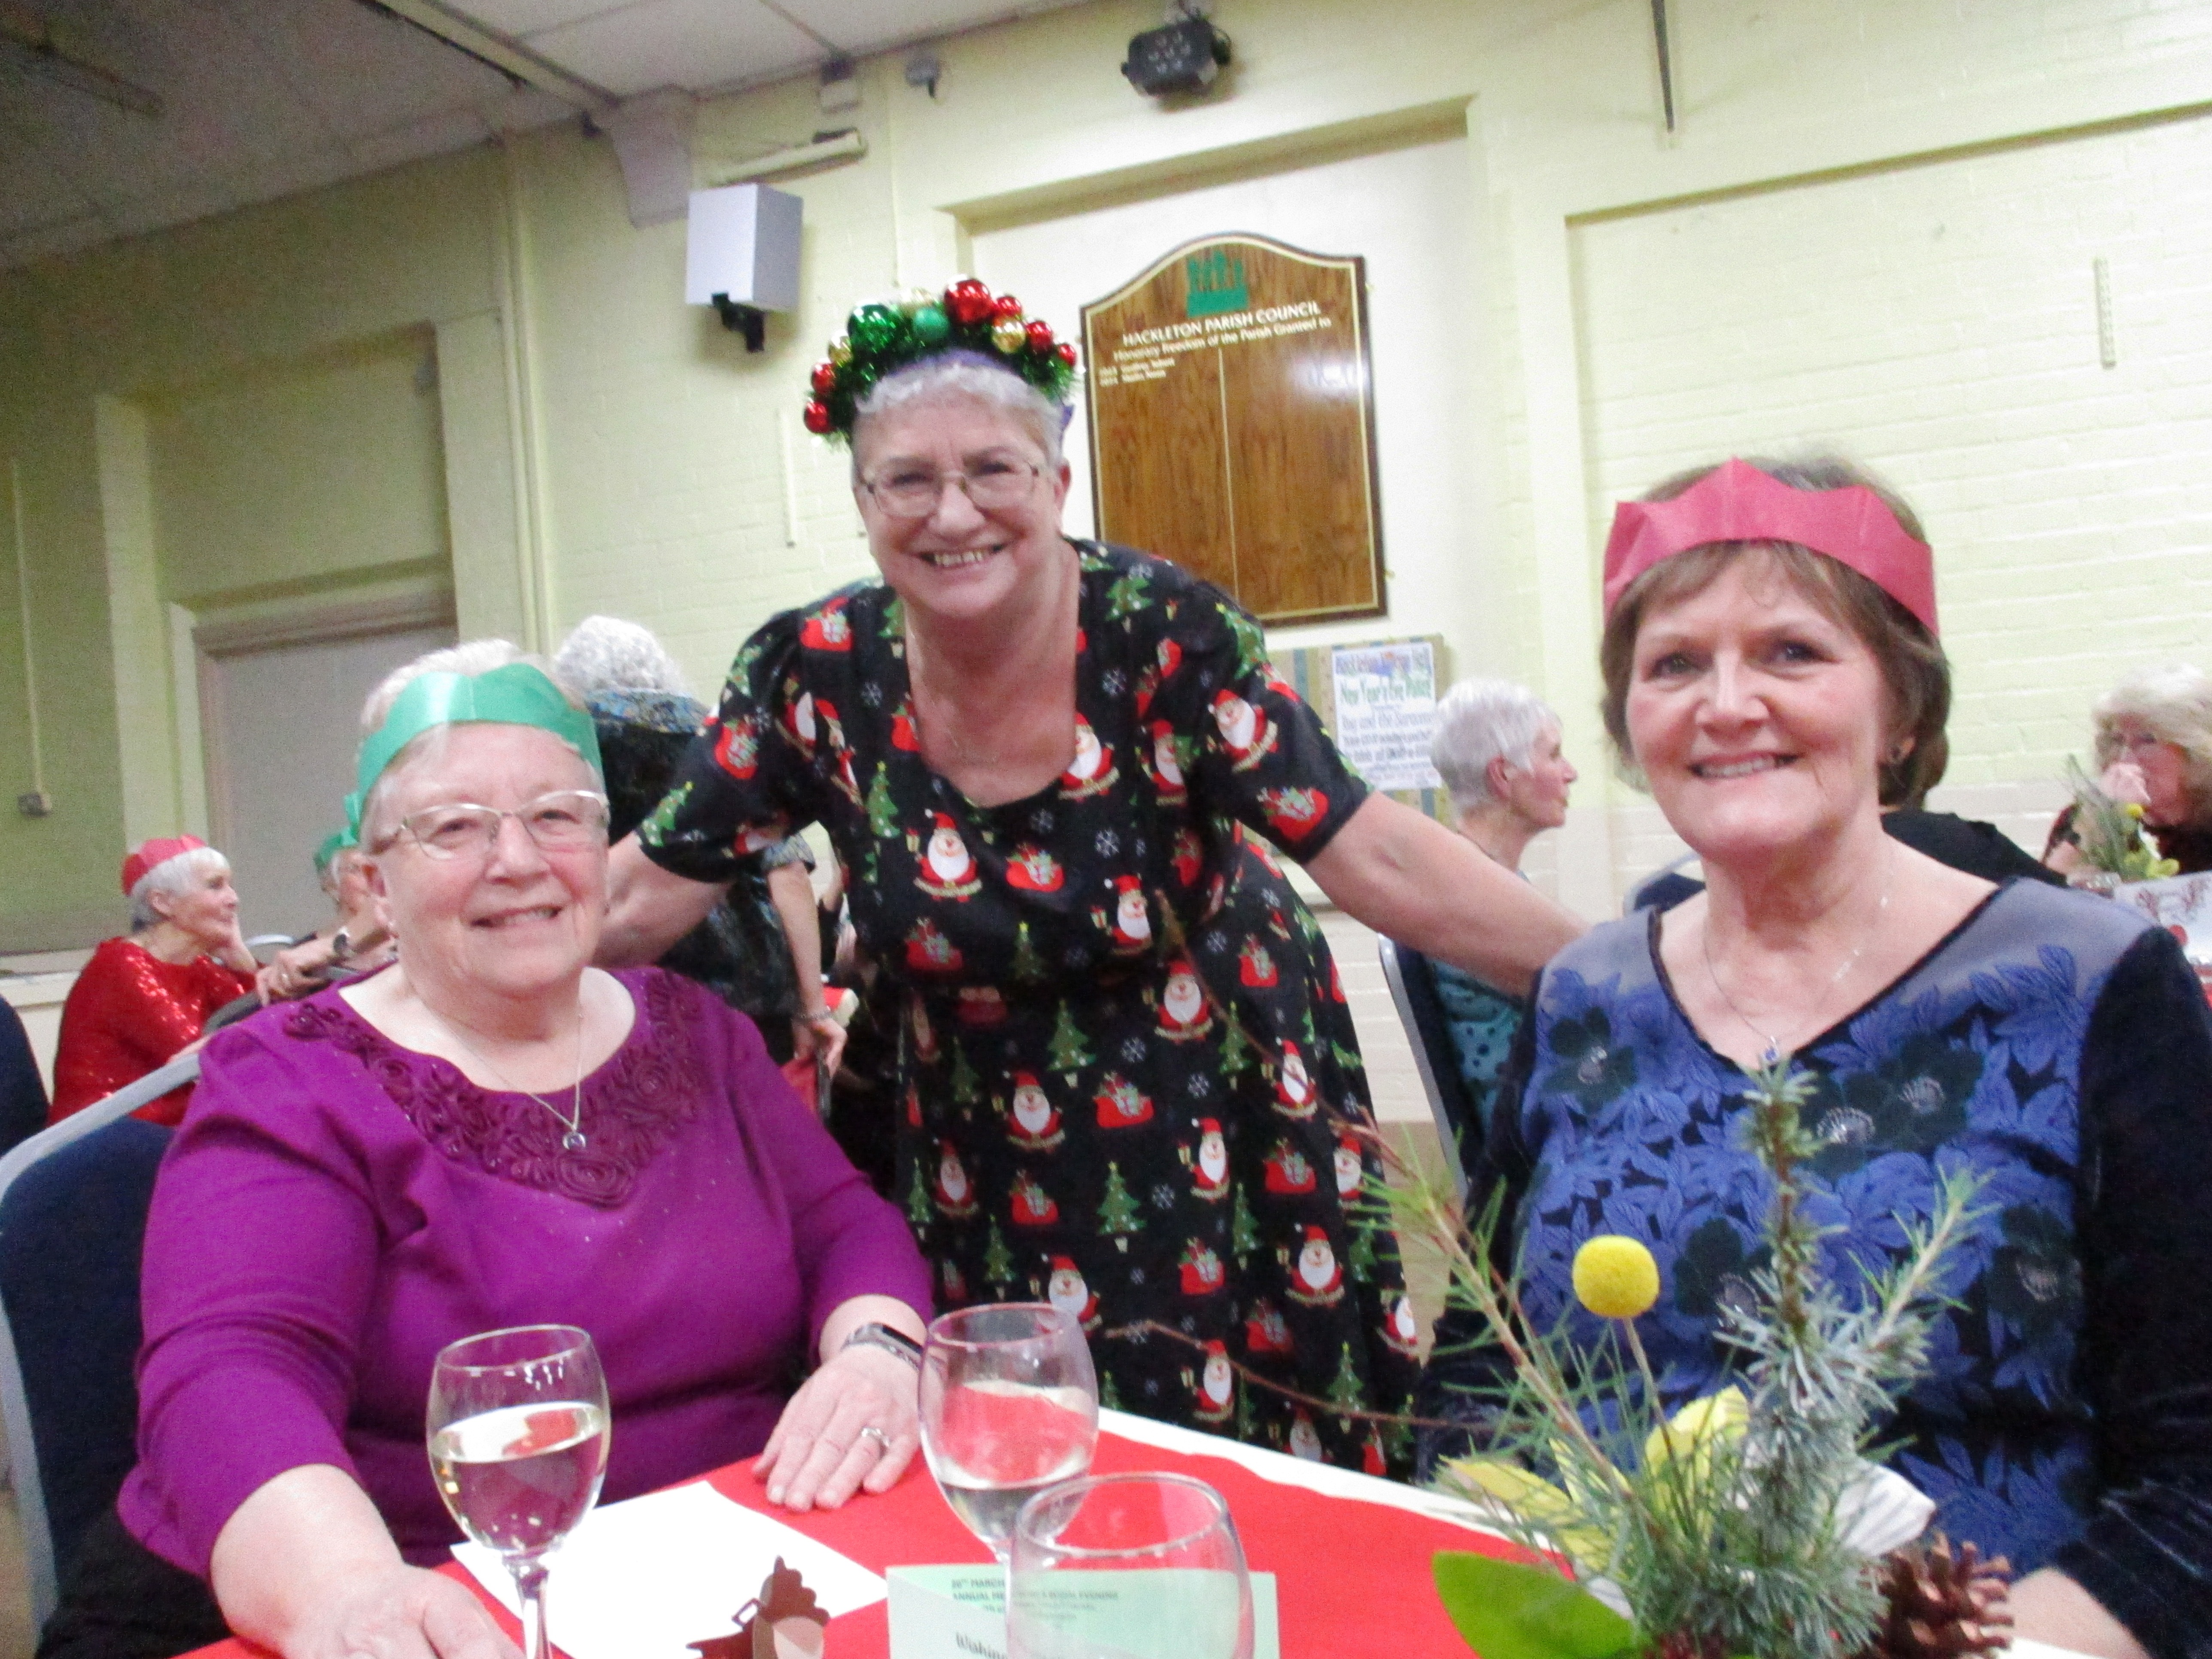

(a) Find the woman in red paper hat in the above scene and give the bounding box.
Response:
[49,835,259,1124]
[599,281,1585,1471]
[1418,456,2212,1658]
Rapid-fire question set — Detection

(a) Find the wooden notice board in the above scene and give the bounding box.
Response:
[1081,234,1385,625]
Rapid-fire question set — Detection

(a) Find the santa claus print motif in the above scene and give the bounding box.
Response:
[1273,1042,1318,1120]
[904,919,963,975]
[1262,1140,1317,1196]
[916,813,983,900]
[1287,1409,1325,1462]
[1333,1133,1366,1200]
[1362,1434,1389,1477]
[1244,1299,1294,1357]
[1058,716,1118,799]
[1010,1170,1060,1229]
[1147,721,1188,805]
[1004,844,1064,893]
[799,599,853,651]
[1238,939,1278,988]
[904,1083,923,1129]
[1170,826,1204,887]
[1382,1294,1421,1358]
[781,688,818,757]
[1156,957,1213,1042]
[1105,877,1150,955]
[1179,1240,1227,1297]
[1211,690,1277,771]
[933,1142,977,1220]
[712,715,760,779]
[1189,1119,1229,1200]
[814,699,863,805]
[1046,1256,1099,1331]
[1133,637,1184,718]
[1257,787,1328,845]
[890,699,922,751]
[1094,1074,1155,1129]
[1287,1225,1345,1308]
[1191,1341,1234,1424]
[1008,1073,1064,1151]
[907,997,939,1063]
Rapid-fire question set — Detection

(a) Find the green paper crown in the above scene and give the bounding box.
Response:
[802,278,1080,444]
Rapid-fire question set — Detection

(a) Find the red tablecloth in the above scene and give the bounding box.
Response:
[188,1426,1517,1657]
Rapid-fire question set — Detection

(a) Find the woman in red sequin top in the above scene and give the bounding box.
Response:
[50,836,258,1124]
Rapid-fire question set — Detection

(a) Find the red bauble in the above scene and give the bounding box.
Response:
[993,293,1025,321]
[802,400,833,434]
[1056,342,1079,368]
[1025,320,1055,354]
[945,279,995,327]
[809,362,838,397]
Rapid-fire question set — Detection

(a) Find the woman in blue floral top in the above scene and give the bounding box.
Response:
[1418,457,2212,1659]
[598,303,1584,1471]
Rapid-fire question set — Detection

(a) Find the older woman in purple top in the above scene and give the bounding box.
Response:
[55,642,931,1659]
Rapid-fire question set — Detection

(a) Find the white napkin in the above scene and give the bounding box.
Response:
[453,1480,885,1659]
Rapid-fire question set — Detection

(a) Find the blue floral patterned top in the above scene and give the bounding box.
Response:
[1418,879,2212,1659]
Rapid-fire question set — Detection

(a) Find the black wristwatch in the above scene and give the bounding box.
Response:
[841,1322,923,1368]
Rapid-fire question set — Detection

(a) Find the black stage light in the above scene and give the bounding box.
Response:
[1121,15,1231,97]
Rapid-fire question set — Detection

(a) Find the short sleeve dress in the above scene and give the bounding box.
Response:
[643,543,1420,1470]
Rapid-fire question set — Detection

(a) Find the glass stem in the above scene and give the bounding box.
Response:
[511,1557,551,1659]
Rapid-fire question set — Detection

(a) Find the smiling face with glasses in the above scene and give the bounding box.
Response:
[363,725,613,1005]
[852,397,1071,624]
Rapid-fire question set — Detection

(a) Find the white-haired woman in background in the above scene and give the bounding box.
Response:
[1422,679,1578,1146]
[49,836,258,1124]
[2045,662,2212,877]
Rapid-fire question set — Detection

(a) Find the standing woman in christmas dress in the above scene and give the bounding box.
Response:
[604,283,1582,1469]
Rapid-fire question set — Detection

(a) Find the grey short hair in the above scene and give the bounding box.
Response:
[553,616,693,701]
[850,353,1066,477]
[356,639,589,846]
[2093,662,2212,814]
[129,845,229,933]
[1431,678,1559,811]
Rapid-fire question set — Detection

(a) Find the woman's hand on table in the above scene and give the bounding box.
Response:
[755,1296,927,1513]
[281,1562,517,1659]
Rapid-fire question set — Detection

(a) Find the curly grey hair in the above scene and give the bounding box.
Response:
[553,616,693,701]
[1431,678,1560,812]
[2093,662,2212,819]
[851,353,1068,478]
[129,845,230,933]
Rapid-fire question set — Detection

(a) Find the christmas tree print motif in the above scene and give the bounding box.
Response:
[1218,1019,1254,1083]
[865,766,898,839]
[880,596,905,639]
[1098,1161,1142,1251]
[1100,1371,1123,1412]
[1047,1002,1093,1078]
[1012,920,1046,985]
[950,1044,981,1108]
[1219,602,1268,681]
[1234,1377,1258,1440]
[905,1162,932,1231]
[1231,1182,1260,1261]
[1105,567,1151,621]
[1327,1343,1364,1429]
[637,780,693,846]
[1346,1218,1378,1285]
[983,1218,1016,1291]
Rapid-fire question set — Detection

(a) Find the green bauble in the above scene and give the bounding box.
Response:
[911,305,951,346]
[848,303,902,354]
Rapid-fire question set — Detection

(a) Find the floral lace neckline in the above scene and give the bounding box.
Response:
[284,971,708,1208]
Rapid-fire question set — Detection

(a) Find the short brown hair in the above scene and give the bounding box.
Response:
[1598,457,1951,809]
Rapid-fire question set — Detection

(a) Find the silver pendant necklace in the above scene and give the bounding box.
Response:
[1700,862,1893,1065]
[430,1001,589,1151]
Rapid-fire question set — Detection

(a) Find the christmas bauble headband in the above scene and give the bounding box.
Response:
[1602,458,1938,635]
[345,662,604,841]
[802,279,1080,444]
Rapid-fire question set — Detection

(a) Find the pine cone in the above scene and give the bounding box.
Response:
[1863,1534,2014,1659]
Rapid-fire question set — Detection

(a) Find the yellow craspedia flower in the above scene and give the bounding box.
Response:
[1572,1235,1660,1320]
[2125,801,2146,819]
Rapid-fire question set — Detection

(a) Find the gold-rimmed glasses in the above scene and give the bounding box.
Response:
[387,790,610,860]
[859,455,1044,520]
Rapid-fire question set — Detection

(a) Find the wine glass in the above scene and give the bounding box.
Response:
[918,1303,1099,1560]
[1007,1473,1253,1659]
[428,1324,612,1659]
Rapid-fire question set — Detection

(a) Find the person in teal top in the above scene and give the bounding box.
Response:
[1424,679,1578,1156]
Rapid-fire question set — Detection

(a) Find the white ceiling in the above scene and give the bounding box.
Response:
[0,0,1094,270]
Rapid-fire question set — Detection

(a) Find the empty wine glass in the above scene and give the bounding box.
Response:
[1007,1473,1253,1659]
[428,1324,612,1659]
[918,1303,1099,1560]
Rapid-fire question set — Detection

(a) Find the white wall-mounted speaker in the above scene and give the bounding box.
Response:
[686,184,803,314]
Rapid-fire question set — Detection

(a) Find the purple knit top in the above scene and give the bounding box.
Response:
[118,967,932,1576]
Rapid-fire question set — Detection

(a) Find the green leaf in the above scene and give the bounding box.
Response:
[1431,1553,1638,1659]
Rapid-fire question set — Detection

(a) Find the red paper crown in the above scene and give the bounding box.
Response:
[121,834,207,896]
[1602,458,1937,635]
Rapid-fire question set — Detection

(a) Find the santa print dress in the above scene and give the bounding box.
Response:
[642,542,1421,1471]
